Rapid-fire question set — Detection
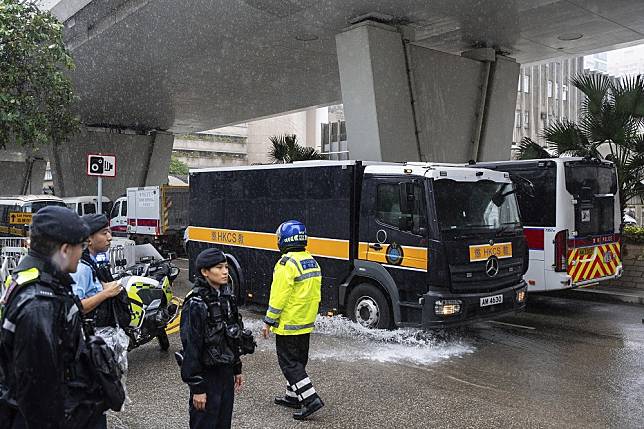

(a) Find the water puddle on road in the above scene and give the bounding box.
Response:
[245,315,474,366]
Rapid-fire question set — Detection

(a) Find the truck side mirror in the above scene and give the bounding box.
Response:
[398,182,415,214]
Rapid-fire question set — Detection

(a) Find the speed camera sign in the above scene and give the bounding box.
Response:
[86,154,117,177]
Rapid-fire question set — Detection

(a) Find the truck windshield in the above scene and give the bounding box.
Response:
[433,179,521,231]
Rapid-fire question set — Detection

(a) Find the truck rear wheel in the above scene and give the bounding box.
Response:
[347,283,392,329]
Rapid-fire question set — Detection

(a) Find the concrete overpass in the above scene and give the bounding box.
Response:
[8,0,644,197]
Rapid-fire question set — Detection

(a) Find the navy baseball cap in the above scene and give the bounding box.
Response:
[31,206,90,244]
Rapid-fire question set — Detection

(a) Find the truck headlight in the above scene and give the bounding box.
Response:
[434,300,462,316]
[516,290,526,303]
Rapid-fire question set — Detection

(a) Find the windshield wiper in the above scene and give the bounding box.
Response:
[495,224,519,236]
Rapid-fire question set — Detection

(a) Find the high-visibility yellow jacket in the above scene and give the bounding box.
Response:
[263,251,321,335]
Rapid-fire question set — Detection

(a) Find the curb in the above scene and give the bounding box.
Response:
[542,288,644,306]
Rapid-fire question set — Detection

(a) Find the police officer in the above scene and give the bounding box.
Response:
[180,248,245,429]
[0,206,104,428]
[261,220,324,420]
[71,214,123,321]
[70,214,129,429]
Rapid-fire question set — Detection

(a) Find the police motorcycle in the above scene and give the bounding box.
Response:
[111,256,180,351]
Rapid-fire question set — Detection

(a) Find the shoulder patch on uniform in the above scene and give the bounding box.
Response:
[279,256,289,266]
[15,268,40,285]
[299,259,318,270]
[185,289,202,302]
[34,287,55,298]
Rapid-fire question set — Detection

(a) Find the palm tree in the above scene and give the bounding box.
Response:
[268,134,323,163]
[516,73,644,215]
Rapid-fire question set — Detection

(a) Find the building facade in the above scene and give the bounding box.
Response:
[512,57,586,148]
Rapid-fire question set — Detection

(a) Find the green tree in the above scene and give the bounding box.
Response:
[268,134,323,163]
[169,154,189,175]
[516,73,644,215]
[0,0,78,148]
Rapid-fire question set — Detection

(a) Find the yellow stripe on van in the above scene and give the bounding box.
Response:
[358,242,428,271]
[188,226,426,269]
[187,226,349,260]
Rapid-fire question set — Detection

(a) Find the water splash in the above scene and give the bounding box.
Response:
[311,316,474,365]
[244,314,474,366]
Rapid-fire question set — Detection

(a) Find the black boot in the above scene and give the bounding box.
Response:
[274,396,301,409]
[293,397,324,420]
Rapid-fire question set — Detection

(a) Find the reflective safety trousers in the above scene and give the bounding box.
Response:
[264,251,321,335]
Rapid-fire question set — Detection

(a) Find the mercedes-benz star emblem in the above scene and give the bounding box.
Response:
[485,256,499,278]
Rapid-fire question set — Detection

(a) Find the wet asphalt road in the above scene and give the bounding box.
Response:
[109,262,644,429]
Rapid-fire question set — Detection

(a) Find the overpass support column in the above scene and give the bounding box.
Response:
[50,126,174,200]
[0,146,47,194]
[336,21,519,163]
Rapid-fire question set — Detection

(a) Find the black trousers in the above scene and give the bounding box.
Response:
[189,365,235,429]
[275,334,319,405]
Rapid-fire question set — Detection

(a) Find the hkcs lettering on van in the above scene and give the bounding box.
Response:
[469,243,513,262]
[211,230,244,245]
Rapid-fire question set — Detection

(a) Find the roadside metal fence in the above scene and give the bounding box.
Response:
[1,237,29,289]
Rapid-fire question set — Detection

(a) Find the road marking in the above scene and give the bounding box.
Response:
[488,321,536,330]
[444,375,499,391]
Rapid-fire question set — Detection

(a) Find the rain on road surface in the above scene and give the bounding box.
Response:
[110,266,644,429]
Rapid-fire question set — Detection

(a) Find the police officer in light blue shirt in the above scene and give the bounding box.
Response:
[70,214,124,429]
[70,215,122,315]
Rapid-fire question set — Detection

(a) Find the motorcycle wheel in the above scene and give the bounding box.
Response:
[157,331,170,351]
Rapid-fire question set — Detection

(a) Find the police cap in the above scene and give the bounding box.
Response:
[82,213,109,235]
[31,206,90,244]
[195,248,227,272]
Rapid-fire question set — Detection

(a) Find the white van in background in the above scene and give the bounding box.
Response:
[110,196,128,233]
[63,196,112,216]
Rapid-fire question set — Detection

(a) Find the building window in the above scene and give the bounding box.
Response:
[523,75,529,93]
[518,77,521,92]
[515,111,521,128]
[547,80,553,98]
[555,83,559,99]
[562,84,568,101]
[523,112,529,129]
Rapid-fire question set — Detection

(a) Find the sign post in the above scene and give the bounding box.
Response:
[86,154,117,214]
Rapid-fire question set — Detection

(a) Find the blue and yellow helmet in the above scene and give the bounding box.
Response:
[276,220,307,252]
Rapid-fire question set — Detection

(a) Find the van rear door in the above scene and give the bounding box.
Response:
[564,160,621,284]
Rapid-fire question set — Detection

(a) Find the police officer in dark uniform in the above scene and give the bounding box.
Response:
[0,206,105,429]
[180,248,246,429]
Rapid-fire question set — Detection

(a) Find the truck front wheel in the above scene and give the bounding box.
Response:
[346,283,392,329]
